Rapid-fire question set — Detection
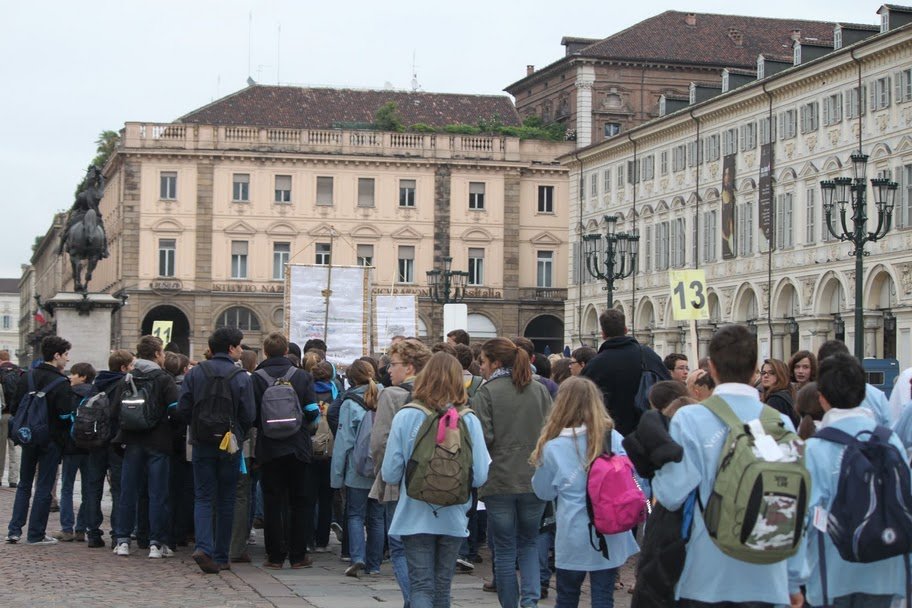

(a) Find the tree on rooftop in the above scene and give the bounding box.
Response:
[374,102,405,132]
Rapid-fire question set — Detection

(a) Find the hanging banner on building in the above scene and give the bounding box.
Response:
[759,143,774,244]
[286,265,371,365]
[721,154,737,260]
[374,294,417,353]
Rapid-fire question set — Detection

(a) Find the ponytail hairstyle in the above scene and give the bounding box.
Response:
[481,337,532,390]
[795,381,823,441]
[347,359,379,410]
[530,376,612,468]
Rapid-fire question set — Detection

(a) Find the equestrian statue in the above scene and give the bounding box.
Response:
[58,165,109,292]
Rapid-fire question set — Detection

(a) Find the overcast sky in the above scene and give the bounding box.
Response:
[0,0,879,279]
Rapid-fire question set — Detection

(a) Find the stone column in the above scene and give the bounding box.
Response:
[697,326,715,360]
[864,313,882,358]
[768,321,789,361]
[575,65,596,148]
[194,161,215,358]
[47,294,123,372]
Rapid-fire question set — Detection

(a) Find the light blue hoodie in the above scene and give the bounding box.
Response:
[382,405,490,538]
[531,426,639,571]
[860,383,892,427]
[330,384,379,490]
[798,407,909,605]
[652,383,801,605]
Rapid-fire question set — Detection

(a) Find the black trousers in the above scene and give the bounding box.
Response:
[312,459,333,547]
[260,454,316,564]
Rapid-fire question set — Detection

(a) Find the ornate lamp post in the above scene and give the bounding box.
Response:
[820,152,898,358]
[583,215,639,309]
[426,256,468,305]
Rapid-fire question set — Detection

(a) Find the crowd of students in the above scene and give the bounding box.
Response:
[2,311,912,608]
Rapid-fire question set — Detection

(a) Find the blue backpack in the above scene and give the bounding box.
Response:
[9,372,69,447]
[815,426,912,605]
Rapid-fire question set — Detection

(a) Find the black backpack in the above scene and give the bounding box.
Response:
[72,389,115,449]
[0,365,23,411]
[10,372,69,447]
[118,369,164,432]
[191,362,243,445]
[633,345,664,416]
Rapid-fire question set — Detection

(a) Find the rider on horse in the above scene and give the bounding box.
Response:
[59,165,110,259]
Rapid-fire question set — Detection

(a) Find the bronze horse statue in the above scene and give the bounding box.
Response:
[65,208,105,292]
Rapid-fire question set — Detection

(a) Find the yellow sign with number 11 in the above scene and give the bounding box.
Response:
[151,320,174,345]
[669,270,709,321]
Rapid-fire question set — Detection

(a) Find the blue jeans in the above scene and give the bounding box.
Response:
[385,500,411,607]
[115,444,170,548]
[538,529,554,587]
[486,493,547,608]
[555,568,617,608]
[7,442,62,542]
[192,445,240,564]
[346,485,385,571]
[402,533,463,608]
[60,453,88,533]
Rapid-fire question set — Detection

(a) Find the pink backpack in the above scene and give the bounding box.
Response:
[586,450,648,558]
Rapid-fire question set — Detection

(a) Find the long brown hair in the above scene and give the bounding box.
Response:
[530,376,612,469]
[481,337,532,390]
[761,358,794,402]
[412,352,468,411]
[347,359,379,410]
[788,350,818,385]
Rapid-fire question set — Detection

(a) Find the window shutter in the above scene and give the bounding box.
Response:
[870,82,877,111]
[896,72,903,103]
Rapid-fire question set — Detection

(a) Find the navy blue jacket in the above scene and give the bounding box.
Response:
[177,354,256,444]
[12,363,77,448]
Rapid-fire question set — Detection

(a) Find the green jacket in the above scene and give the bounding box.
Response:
[470,375,552,498]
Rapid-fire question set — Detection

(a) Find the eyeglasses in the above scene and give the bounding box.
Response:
[569,359,580,366]
[760,370,775,377]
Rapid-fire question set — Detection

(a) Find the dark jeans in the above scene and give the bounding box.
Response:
[59,453,88,533]
[486,493,547,608]
[403,533,463,608]
[229,462,252,559]
[459,488,480,559]
[313,459,333,547]
[260,453,315,565]
[169,456,194,546]
[556,568,617,608]
[82,447,118,542]
[116,444,170,548]
[192,445,240,564]
[832,595,894,608]
[538,529,555,587]
[7,442,62,542]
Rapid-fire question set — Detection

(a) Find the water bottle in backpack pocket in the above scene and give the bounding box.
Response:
[72,390,115,449]
[118,370,164,432]
[256,368,302,439]
[10,372,69,447]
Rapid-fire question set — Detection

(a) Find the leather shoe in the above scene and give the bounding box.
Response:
[483,581,497,592]
[231,552,252,563]
[291,557,313,569]
[192,550,220,574]
[262,561,283,569]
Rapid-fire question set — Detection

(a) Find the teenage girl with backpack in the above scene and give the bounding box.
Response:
[330,359,384,577]
[530,376,639,608]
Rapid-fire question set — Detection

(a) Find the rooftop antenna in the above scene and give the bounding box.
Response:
[247,11,253,78]
[410,50,421,92]
[276,23,281,84]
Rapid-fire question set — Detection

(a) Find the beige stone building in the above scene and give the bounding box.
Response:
[21,87,573,359]
[506,11,834,148]
[564,5,912,368]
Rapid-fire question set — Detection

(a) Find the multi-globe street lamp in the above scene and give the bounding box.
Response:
[820,152,898,358]
[426,256,468,305]
[582,215,639,309]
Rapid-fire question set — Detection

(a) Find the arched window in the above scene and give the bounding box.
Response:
[216,306,261,332]
[467,313,497,339]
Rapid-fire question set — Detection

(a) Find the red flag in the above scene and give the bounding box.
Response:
[34,306,46,325]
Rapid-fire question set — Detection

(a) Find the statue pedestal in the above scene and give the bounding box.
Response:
[47,293,121,372]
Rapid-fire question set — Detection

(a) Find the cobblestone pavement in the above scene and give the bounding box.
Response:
[0,478,635,607]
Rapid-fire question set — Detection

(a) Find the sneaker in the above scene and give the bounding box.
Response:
[161,545,174,558]
[149,545,163,559]
[6,534,20,544]
[192,550,220,574]
[456,557,475,573]
[313,545,330,553]
[114,542,130,556]
[340,555,351,562]
[330,522,344,542]
[248,531,256,545]
[26,536,58,546]
[483,580,497,593]
[52,530,75,542]
[345,561,364,577]
[75,531,85,542]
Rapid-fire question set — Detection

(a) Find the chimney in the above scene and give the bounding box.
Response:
[526,65,535,76]
[791,28,802,41]
[728,27,743,47]
[685,13,697,26]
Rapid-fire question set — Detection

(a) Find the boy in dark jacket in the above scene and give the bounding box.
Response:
[6,336,77,545]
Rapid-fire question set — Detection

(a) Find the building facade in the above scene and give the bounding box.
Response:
[0,279,19,356]
[564,6,912,368]
[505,11,834,148]
[24,87,573,359]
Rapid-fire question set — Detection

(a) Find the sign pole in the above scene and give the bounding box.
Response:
[689,319,699,367]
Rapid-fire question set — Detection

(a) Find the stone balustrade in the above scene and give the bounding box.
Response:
[121,122,570,164]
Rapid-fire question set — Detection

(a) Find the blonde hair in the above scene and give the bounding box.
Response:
[412,352,468,411]
[347,359,379,410]
[530,376,612,469]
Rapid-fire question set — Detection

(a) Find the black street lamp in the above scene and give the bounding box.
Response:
[426,256,468,304]
[583,215,639,309]
[820,152,898,359]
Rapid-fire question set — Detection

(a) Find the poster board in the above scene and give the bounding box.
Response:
[285,265,371,365]
[374,294,417,353]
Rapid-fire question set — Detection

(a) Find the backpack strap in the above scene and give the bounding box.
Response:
[281,367,297,382]
[813,427,855,446]
[253,368,272,384]
[700,394,746,432]
[403,401,433,416]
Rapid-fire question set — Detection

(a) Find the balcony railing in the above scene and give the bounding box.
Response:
[121,122,572,164]
[519,288,568,302]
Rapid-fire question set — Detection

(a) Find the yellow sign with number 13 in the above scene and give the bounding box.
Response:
[151,320,174,345]
[669,270,709,321]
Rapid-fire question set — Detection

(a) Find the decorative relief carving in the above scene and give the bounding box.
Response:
[758,283,770,315]
[828,129,840,146]
[801,277,816,309]
[785,142,795,160]
[877,113,889,132]
[656,296,668,324]
[898,263,912,295]
[806,134,817,153]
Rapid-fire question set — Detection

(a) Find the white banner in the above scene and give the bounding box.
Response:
[286,265,370,366]
[374,294,417,352]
